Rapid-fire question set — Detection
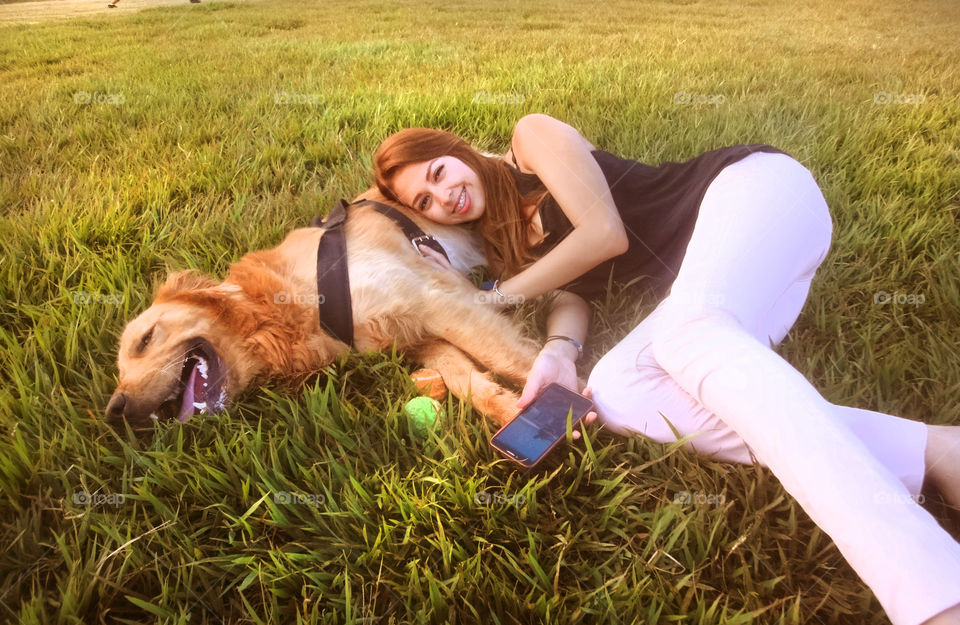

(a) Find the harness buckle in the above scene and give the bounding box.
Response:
[411,235,438,256]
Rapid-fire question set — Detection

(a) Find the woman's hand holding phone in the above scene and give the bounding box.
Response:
[518,345,578,406]
[490,383,596,467]
[519,345,597,440]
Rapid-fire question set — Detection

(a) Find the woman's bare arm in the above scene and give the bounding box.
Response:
[499,113,628,300]
[519,289,598,436]
[519,289,589,405]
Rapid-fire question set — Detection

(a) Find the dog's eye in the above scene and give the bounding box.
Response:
[137,327,154,353]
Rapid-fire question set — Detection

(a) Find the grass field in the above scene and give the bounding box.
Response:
[0,0,191,26]
[2,0,960,623]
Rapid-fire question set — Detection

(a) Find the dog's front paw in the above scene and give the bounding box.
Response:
[481,389,522,426]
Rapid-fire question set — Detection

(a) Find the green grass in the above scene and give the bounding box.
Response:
[2,0,959,623]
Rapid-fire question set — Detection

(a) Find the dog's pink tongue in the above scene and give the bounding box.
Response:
[177,362,199,423]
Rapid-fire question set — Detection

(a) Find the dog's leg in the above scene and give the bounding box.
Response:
[415,340,521,426]
[420,297,539,387]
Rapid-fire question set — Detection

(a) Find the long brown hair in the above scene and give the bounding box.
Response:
[373,128,546,277]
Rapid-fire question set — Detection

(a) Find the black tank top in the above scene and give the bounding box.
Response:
[508,144,790,300]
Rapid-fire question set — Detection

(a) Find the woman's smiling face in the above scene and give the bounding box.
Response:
[391,155,486,225]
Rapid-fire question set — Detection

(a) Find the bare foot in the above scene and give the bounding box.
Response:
[921,602,960,625]
[925,425,960,517]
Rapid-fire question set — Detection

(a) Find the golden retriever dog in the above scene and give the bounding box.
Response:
[105,190,539,430]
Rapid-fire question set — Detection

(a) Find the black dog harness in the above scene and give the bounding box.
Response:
[311,199,450,347]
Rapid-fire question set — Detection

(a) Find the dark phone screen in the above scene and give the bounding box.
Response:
[491,384,593,464]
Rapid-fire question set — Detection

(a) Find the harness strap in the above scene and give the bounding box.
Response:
[311,198,451,347]
[353,199,451,263]
[314,199,354,347]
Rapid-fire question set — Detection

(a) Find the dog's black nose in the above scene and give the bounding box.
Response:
[105,392,127,421]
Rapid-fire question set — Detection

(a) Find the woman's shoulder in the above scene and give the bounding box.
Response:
[509,115,597,171]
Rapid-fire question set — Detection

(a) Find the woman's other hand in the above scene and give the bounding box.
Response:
[418,244,511,310]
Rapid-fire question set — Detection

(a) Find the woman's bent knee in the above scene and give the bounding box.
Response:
[589,335,761,467]
[588,347,653,435]
[649,308,753,404]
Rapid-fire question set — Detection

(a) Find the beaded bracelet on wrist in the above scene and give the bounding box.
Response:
[544,335,583,361]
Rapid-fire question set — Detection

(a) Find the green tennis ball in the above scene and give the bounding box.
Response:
[404,397,445,438]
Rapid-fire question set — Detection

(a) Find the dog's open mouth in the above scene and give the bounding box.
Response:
[152,339,228,423]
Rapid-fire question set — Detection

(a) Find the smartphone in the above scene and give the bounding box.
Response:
[490,383,594,468]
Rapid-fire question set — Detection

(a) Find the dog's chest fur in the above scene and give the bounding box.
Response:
[342,210,486,350]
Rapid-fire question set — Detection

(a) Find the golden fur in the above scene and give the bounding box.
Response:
[106,189,539,429]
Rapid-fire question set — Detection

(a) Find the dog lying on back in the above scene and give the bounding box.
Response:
[105,190,539,429]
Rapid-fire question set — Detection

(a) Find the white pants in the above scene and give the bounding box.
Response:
[587,152,960,625]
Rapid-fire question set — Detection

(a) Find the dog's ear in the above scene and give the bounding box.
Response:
[156,270,219,301]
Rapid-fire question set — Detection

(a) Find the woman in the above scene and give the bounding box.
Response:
[373,114,960,625]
